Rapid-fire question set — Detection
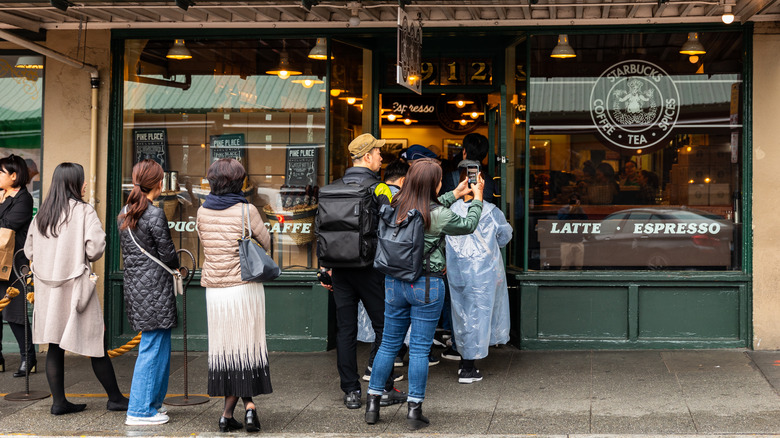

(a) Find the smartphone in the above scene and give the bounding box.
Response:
[467,165,480,186]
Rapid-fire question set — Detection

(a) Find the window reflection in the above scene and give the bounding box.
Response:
[122,39,327,270]
[527,32,742,271]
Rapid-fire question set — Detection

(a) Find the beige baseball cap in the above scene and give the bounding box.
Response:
[348,133,386,159]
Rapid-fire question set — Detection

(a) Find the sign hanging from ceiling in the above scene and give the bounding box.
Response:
[397,7,422,95]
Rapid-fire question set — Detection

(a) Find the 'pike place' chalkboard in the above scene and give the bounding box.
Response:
[133,128,169,170]
[285,145,318,187]
[210,133,246,164]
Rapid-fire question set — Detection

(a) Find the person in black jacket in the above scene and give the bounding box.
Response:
[118,159,180,426]
[0,155,35,377]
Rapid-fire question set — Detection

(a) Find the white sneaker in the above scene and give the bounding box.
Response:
[157,406,168,415]
[125,412,169,425]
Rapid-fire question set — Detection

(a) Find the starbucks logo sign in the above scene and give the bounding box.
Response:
[590,60,680,151]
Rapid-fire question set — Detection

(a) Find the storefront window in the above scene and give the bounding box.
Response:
[0,54,43,213]
[122,38,326,270]
[527,31,743,271]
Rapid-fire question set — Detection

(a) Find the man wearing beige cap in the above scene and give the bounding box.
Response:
[316,133,406,410]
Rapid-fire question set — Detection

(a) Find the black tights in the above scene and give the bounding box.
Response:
[46,343,125,408]
[223,396,255,418]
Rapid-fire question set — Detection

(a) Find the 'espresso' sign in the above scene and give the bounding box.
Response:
[590,60,680,152]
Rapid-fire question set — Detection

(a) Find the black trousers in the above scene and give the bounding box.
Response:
[331,267,393,394]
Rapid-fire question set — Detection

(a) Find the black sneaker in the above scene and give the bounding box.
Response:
[428,353,440,366]
[394,356,405,367]
[458,368,483,384]
[343,389,362,409]
[362,366,404,382]
[441,346,462,361]
[432,331,448,347]
[379,388,407,407]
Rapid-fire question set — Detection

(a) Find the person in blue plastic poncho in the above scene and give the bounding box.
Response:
[445,161,513,384]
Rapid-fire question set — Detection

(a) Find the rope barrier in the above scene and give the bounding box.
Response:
[107,331,142,358]
[0,286,20,312]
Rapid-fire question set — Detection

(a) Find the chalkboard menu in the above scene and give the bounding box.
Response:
[285,145,318,187]
[210,133,246,163]
[133,128,169,170]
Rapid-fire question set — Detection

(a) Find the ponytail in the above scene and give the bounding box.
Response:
[119,160,163,230]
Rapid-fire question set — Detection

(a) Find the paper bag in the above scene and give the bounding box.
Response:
[0,227,15,281]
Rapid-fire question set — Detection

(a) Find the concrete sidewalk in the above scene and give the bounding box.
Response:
[2,344,780,436]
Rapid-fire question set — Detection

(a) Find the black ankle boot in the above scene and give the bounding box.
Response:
[365,394,381,424]
[406,401,429,430]
[13,359,36,378]
[244,409,260,432]
[0,353,5,372]
[218,416,243,432]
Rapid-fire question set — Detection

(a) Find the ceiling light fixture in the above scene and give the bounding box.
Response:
[447,94,474,109]
[680,32,706,55]
[266,42,302,79]
[308,38,329,60]
[15,55,44,69]
[348,1,361,26]
[721,0,735,24]
[550,34,576,59]
[464,111,484,119]
[166,39,192,60]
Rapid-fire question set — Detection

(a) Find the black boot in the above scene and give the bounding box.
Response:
[0,352,5,372]
[365,394,381,424]
[406,401,429,430]
[13,359,37,377]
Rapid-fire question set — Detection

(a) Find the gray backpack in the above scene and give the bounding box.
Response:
[373,204,442,302]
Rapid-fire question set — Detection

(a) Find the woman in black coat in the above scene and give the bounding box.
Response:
[118,159,179,426]
[0,155,35,376]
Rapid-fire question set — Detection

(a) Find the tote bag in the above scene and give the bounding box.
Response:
[239,203,281,282]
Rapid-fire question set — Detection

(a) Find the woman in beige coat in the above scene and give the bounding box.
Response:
[196,158,271,433]
[25,162,128,415]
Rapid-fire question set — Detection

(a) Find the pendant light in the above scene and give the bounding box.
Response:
[266,41,302,79]
[166,39,192,60]
[15,55,43,69]
[446,94,474,109]
[721,0,735,24]
[679,32,706,55]
[292,66,324,88]
[550,34,576,59]
[308,38,329,60]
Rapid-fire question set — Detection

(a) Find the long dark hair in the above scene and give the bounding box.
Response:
[391,158,442,228]
[118,159,163,230]
[36,162,85,238]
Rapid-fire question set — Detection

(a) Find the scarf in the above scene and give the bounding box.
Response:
[202,192,247,210]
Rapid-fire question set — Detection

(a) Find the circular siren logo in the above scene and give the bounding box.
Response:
[590,60,680,151]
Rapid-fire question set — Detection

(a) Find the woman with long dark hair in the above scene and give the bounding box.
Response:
[25,162,128,415]
[196,158,271,433]
[118,159,179,425]
[364,158,484,430]
[0,154,35,376]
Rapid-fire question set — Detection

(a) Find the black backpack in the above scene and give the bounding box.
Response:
[373,204,443,301]
[315,176,380,268]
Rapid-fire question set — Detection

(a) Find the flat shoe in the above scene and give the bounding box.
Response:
[51,402,87,416]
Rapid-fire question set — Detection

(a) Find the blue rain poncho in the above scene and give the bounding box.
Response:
[446,200,513,360]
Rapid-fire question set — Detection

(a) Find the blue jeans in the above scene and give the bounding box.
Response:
[368,276,444,403]
[127,328,172,417]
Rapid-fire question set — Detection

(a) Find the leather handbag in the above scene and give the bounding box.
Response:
[239,203,281,282]
[0,227,15,281]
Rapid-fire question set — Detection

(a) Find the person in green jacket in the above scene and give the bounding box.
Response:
[364,158,484,430]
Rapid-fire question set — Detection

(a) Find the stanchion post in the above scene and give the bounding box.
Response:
[6,250,50,401]
[164,249,208,406]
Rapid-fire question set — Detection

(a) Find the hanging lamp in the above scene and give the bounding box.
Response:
[266,42,302,79]
[308,38,330,60]
[15,55,43,69]
[166,39,192,60]
[679,32,706,55]
[550,34,576,59]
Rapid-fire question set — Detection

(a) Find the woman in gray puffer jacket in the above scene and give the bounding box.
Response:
[118,159,179,426]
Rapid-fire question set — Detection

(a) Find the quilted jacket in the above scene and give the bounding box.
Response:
[196,203,270,288]
[118,204,179,332]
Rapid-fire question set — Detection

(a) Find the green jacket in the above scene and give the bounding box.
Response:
[424,191,483,273]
